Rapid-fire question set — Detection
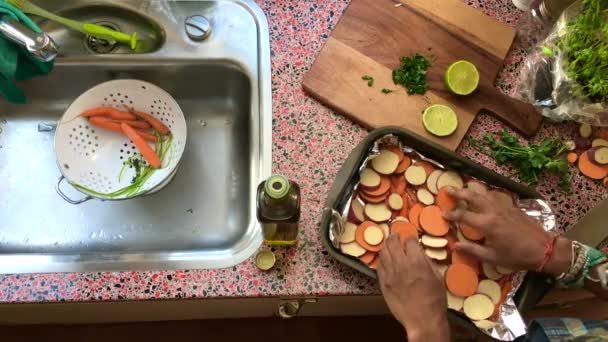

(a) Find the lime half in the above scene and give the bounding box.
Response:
[445,60,479,95]
[423,104,458,137]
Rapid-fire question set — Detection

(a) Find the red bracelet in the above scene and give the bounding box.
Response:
[536,234,559,273]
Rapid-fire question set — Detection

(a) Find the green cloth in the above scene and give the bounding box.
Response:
[0,0,53,104]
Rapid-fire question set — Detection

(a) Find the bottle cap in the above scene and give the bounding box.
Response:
[265,174,290,199]
[255,250,276,271]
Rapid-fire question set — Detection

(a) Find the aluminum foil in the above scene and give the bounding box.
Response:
[329,134,558,341]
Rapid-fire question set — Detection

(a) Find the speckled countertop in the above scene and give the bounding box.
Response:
[0,0,606,303]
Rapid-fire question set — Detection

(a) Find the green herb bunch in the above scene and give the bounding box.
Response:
[468,129,571,190]
[392,53,432,95]
[557,0,608,102]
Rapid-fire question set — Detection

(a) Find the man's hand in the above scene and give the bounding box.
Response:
[443,188,571,276]
[377,234,450,342]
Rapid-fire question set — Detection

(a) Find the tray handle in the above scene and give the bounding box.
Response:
[56,176,93,205]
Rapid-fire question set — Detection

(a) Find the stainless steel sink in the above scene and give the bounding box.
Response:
[0,0,271,274]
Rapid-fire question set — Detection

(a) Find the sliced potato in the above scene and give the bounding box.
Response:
[446,290,464,311]
[340,241,367,257]
[426,170,444,194]
[592,138,608,147]
[364,203,392,223]
[360,168,381,189]
[482,262,503,280]
[466,180,488,195]
[421,235,448,248]
[349,198,366,223]
[424,248,447,261]
[474,320,497,330]
[579,123,592,138]
[393,216,409,222]
[463,294,495,321]
[386,193,404,210]
[405,165,427,186]
[496,265,514,275]
[477,279,501,304]
[416,188,435,205]
[379,223,390,238]
[371,150,400,175]
[339,222,358,244]
[363,226,384,246]
[436,171,464,190]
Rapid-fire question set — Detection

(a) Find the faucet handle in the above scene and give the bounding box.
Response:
[0,17,58,62]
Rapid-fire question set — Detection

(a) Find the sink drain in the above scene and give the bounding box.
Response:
[84,22,120,54]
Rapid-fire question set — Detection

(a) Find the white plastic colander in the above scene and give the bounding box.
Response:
[54,79,187,204]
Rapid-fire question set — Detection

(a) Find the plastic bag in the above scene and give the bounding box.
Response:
[516,0,608,126]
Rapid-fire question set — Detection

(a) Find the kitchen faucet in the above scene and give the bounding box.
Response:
[0,16,57,62]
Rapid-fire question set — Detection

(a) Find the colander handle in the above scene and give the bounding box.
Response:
[56,176,93,205]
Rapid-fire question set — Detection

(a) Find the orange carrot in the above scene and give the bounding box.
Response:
[355,221,384,252]
[89,117,157,143]
[436,187,457,212]
[445,264,479,297]
[120,123,161,168]
[460,223,484,241]
[566,152,578,164]
[408,203,424,229]
[128,108,171,135]
[578,150,608,179]
[82,107,137,120]
[419,205,449,236]
[109,119,151,130]
[390,221,418,246]
[395,156,412,174]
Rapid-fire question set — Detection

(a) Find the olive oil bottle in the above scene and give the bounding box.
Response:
[256,175,300,246]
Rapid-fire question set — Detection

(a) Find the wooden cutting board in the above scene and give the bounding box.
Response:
[302,0,543,150]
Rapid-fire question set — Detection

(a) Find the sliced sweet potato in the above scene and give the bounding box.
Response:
[579,123,592,138]
[405,165,427,186]
[477,279,501,304]
[421,235,448,248]
[419,205,449,236]
[339,222,358,244]
[359,168,381,190]
[340,241,367,257]
[566,152,578,164]
[362,176,391,197]
[436,187,457,212]
[482,262,503,280]
[398,194,409,217]
[592,138,608,147]
[364,203,392,222]
[426,170,443,195]
[446,264,479,297]
[363,226,384,246]
[395,155,412,174]
[445,230,458,251]
[378,223,390,238]
[348,198,366,223]
[415,160,435,176]
[390,174,407,194]
[386,193,404,210]
[416,188,435,205]
[452,249,480,274]
[463,294,494,321]
[359,191,387,204]
[359,251,377,264]
[393,216,409,223]
[383,145,404,162]
[425,248,447,261]
[496,265,514,275]
[446,290,464,311]
[371,150,400,175]
[578,150,608,179]
[437,171,464,190]
[460,223,484,241]
[390,221,418,245]
[355,221,384,252]
[408,203,424,229]
[369,256,381,269]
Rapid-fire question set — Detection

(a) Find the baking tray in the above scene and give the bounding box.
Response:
[320,127,554,321]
